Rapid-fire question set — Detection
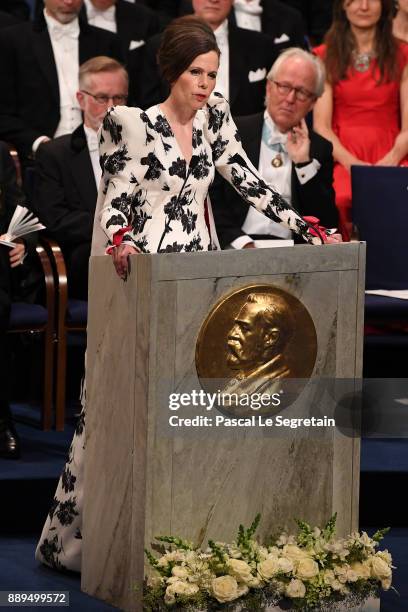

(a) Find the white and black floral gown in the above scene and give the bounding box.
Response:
[36,93,316,573]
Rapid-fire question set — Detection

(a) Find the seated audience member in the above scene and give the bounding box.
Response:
[281,0,334,44]
[33,57,128,300]
[0,0,122,170]
[233,0,306,50]
[394,0,408,43]
[0,142,39,460]
[313,0,408,240]
[211,48,338,249]
[137,0,278,114]
[81,0,160,54]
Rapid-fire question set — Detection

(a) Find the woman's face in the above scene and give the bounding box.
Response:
[343,0,382,30]
[171,51,219,112]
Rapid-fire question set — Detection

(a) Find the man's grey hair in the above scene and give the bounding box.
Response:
[267,48,326,98]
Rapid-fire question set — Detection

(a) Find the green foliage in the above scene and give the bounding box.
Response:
[372,527,390,543]
[155,535,195,550]
[208,540,227,574]
[322,513,337,541]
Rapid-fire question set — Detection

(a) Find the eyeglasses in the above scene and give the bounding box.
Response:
[272,81,316,102]
[80,90,128,105]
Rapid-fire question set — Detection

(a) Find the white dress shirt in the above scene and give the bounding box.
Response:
[84,0,117,33]
[234,0,262,32]
[84,125,102,186]
[43,10,82,140]
[232,111,320,249]
[214,20,229,102]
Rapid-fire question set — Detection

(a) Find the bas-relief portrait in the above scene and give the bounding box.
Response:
[195,285,317,417]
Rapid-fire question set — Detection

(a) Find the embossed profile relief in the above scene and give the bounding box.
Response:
[195,285,317,417]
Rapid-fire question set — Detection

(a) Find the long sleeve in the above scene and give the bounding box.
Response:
[203,94,318,244]
[97,105,156,251]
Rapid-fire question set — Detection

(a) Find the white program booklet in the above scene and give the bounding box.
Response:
[0,205,45,248]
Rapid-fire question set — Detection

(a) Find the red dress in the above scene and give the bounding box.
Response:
[314,43,408,239]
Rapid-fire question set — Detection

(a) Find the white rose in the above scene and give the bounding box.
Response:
[277,557,294,574]
[147,575,164,588]
[171,566,189,579]
[164,580,199,605]
[323,569,336,586]
[258,557,280,580]
[351,561,371,580]
[282,545,311,561]
[211,575,240,603]
[334,565,349,584]
[228,559,253,584]
[370,556,392,581]
[285,578,306,599]
[377,550,392,565]
[345,569,359,582]
[295,558,319,580]
[258,546,269,560]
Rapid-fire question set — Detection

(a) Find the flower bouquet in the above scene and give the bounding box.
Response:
[143,514,393,611]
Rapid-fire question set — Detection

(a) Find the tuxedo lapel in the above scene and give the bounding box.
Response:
[228,26,246,109]
[115,1,131,44]
[32,20,59,103]
[239,114,263,168]
[79,21,95,64]
[70,126,97,212]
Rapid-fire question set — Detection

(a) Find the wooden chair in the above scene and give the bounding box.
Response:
[41,238,87,430]
[8,241,56,429]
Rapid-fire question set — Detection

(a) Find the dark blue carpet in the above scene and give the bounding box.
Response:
[0,535,119,610]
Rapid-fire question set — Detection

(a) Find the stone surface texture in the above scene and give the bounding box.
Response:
[82,244,365,611]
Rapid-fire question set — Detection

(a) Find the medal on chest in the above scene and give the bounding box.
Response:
[271,154,283,168]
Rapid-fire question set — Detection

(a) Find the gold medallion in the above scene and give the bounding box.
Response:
[271,154,283,168]
[195,284,317,417]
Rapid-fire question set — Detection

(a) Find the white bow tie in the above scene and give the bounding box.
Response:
[48,18,80,41]
[86,4,115,23]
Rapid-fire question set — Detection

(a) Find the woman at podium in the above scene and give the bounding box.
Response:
[36,15,339,573]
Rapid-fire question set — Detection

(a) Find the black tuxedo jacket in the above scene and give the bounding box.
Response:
[81,0,160,55]
[210,113,338,248]
[0,10,19,28]
[32,124,97,249]
[136,22,278,115]
[282,0,334,44]
[0,14,123,160]
[256,0,306,49]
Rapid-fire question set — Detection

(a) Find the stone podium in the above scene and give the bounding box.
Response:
[82,243,365,610]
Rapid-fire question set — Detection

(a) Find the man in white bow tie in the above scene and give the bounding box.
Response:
[233,0,306,50]
[0,0,122,169]
[32,56,129,299]
[82,0,159,55]
[138,0,278,115]
[211,47,339,249]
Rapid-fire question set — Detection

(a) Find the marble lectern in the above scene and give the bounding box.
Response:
[82,244,366,611]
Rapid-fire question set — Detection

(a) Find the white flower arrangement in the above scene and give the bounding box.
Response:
[143,514,394,611]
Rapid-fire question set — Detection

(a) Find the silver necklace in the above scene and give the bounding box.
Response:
[352,49,376,73]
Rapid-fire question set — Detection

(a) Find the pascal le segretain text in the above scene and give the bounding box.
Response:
[168,415,336,429]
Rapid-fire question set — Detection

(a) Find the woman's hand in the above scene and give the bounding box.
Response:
[111,243,139,279]
[0,236,26,268]
[325,233,342,244]
[375,149,402,167]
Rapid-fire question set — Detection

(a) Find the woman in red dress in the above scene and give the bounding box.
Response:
[313,0,408,240]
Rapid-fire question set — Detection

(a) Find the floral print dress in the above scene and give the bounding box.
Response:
[35,93,317,574]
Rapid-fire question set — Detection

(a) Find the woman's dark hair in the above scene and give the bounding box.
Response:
[158,15,220,85]
[323,0,398,83]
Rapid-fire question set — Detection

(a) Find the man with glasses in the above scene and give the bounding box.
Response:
[32,56,128,299]
[0,0,122,170]
[211,47,338,249]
